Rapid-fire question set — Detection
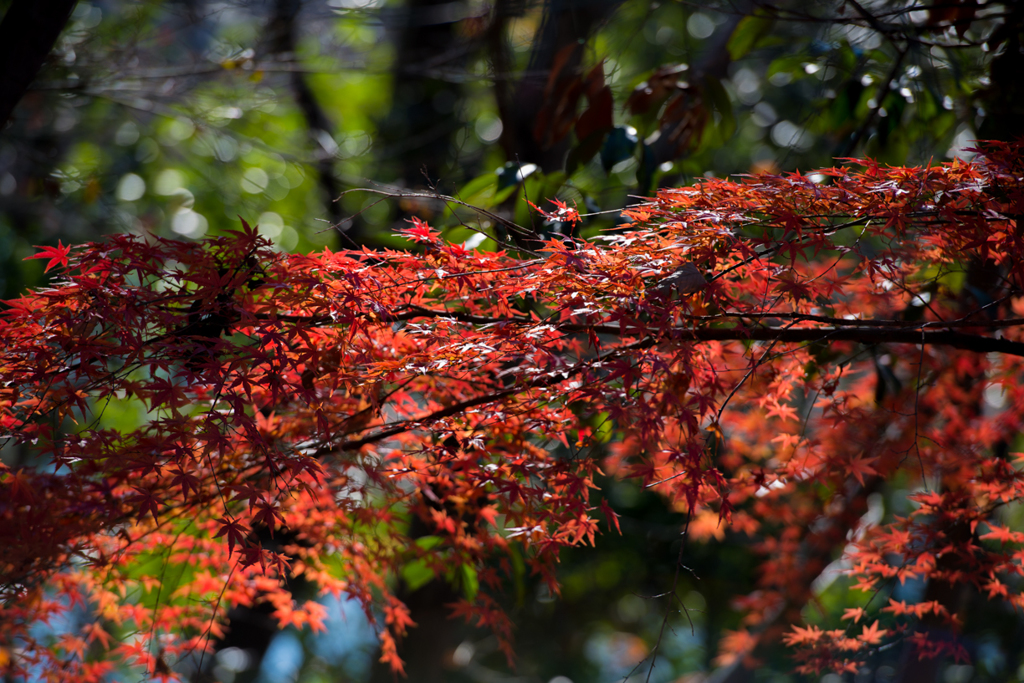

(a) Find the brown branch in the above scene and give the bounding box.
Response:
[320,336,652,454]
[316,318,1024,455]
[838,42,907,157]
[254,305,1024,357]
[668,326,1024,357]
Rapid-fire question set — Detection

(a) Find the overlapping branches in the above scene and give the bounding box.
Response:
[1,142,1023,680]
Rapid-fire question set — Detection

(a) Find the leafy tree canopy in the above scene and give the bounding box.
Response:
[2,140,1024,680]
[3,0,1024,681]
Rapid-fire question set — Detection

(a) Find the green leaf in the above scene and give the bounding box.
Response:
[727,12,774,61]
[767,54,809,80]
[916,89,938,121]
[516,174,546,227]
[539,171,567,203]
[460,563,479,601]
[703,76,736,142]
[493,183,518,205]
[446,173,500,222]
[401,559,436,591]
[415,535,444,550]
[457,173,499,205]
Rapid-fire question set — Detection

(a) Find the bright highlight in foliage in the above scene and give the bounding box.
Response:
[2,142,1024,679]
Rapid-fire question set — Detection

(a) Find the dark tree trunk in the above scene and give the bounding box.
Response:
[378,0,468,189]
[265,0,345,233]
[0,0,79,130]
[368,580,465,683]
[501,0,622,172]
[977,3,1024,142]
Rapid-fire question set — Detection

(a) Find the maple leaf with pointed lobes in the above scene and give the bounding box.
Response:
[842,607,867,623]
[82,622,114,650]
[397,217,441,244]
[858,620,887,645]
[985,575,1009,599]
[25,240,72,272]
[783,624,824,646]
[168,468,200,502]
[384,597,416,635]
[252,502,286,537]
[847,455,879,486]
[882,599,911,616]
[528,197,581,225]
[131,486,160,523]
[213,517,249,555]
[980,523,1024,544]
[446,241,470,259]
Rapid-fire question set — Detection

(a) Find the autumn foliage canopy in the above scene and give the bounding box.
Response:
[2,141,1024,679]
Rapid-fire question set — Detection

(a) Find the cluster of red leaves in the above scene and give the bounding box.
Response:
[1,142,1023,680]
[781,619,892,675]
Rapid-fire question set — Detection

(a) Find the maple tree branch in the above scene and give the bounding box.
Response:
[389,307,1024,357]
[259,304,1024,333]
[341,187,540,254]
[316,318,1024,457]
[670,326,1024,357]
[322,337,651,454]
[839,31,907,156]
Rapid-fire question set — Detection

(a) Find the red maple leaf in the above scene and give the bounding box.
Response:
[25,240,72,272]
[214,517,249,555]
[397,217,440,244]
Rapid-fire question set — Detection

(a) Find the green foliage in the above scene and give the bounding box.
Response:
[728,12,776,61]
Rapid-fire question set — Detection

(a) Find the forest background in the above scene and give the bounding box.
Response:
[1,1,1022,682]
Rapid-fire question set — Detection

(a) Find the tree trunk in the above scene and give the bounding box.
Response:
[0,0,78,130]
[501,0,622,172]
[378,0,468,189]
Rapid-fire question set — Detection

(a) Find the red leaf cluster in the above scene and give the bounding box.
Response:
[2,142,1024,678]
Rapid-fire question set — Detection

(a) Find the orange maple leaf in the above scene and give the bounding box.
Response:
[858,620,887,645]
[782,623,823,646]
[841,607,866,623]
[980,523,1023,544]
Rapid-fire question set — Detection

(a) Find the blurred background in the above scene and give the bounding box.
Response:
[1,1,1020,681]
